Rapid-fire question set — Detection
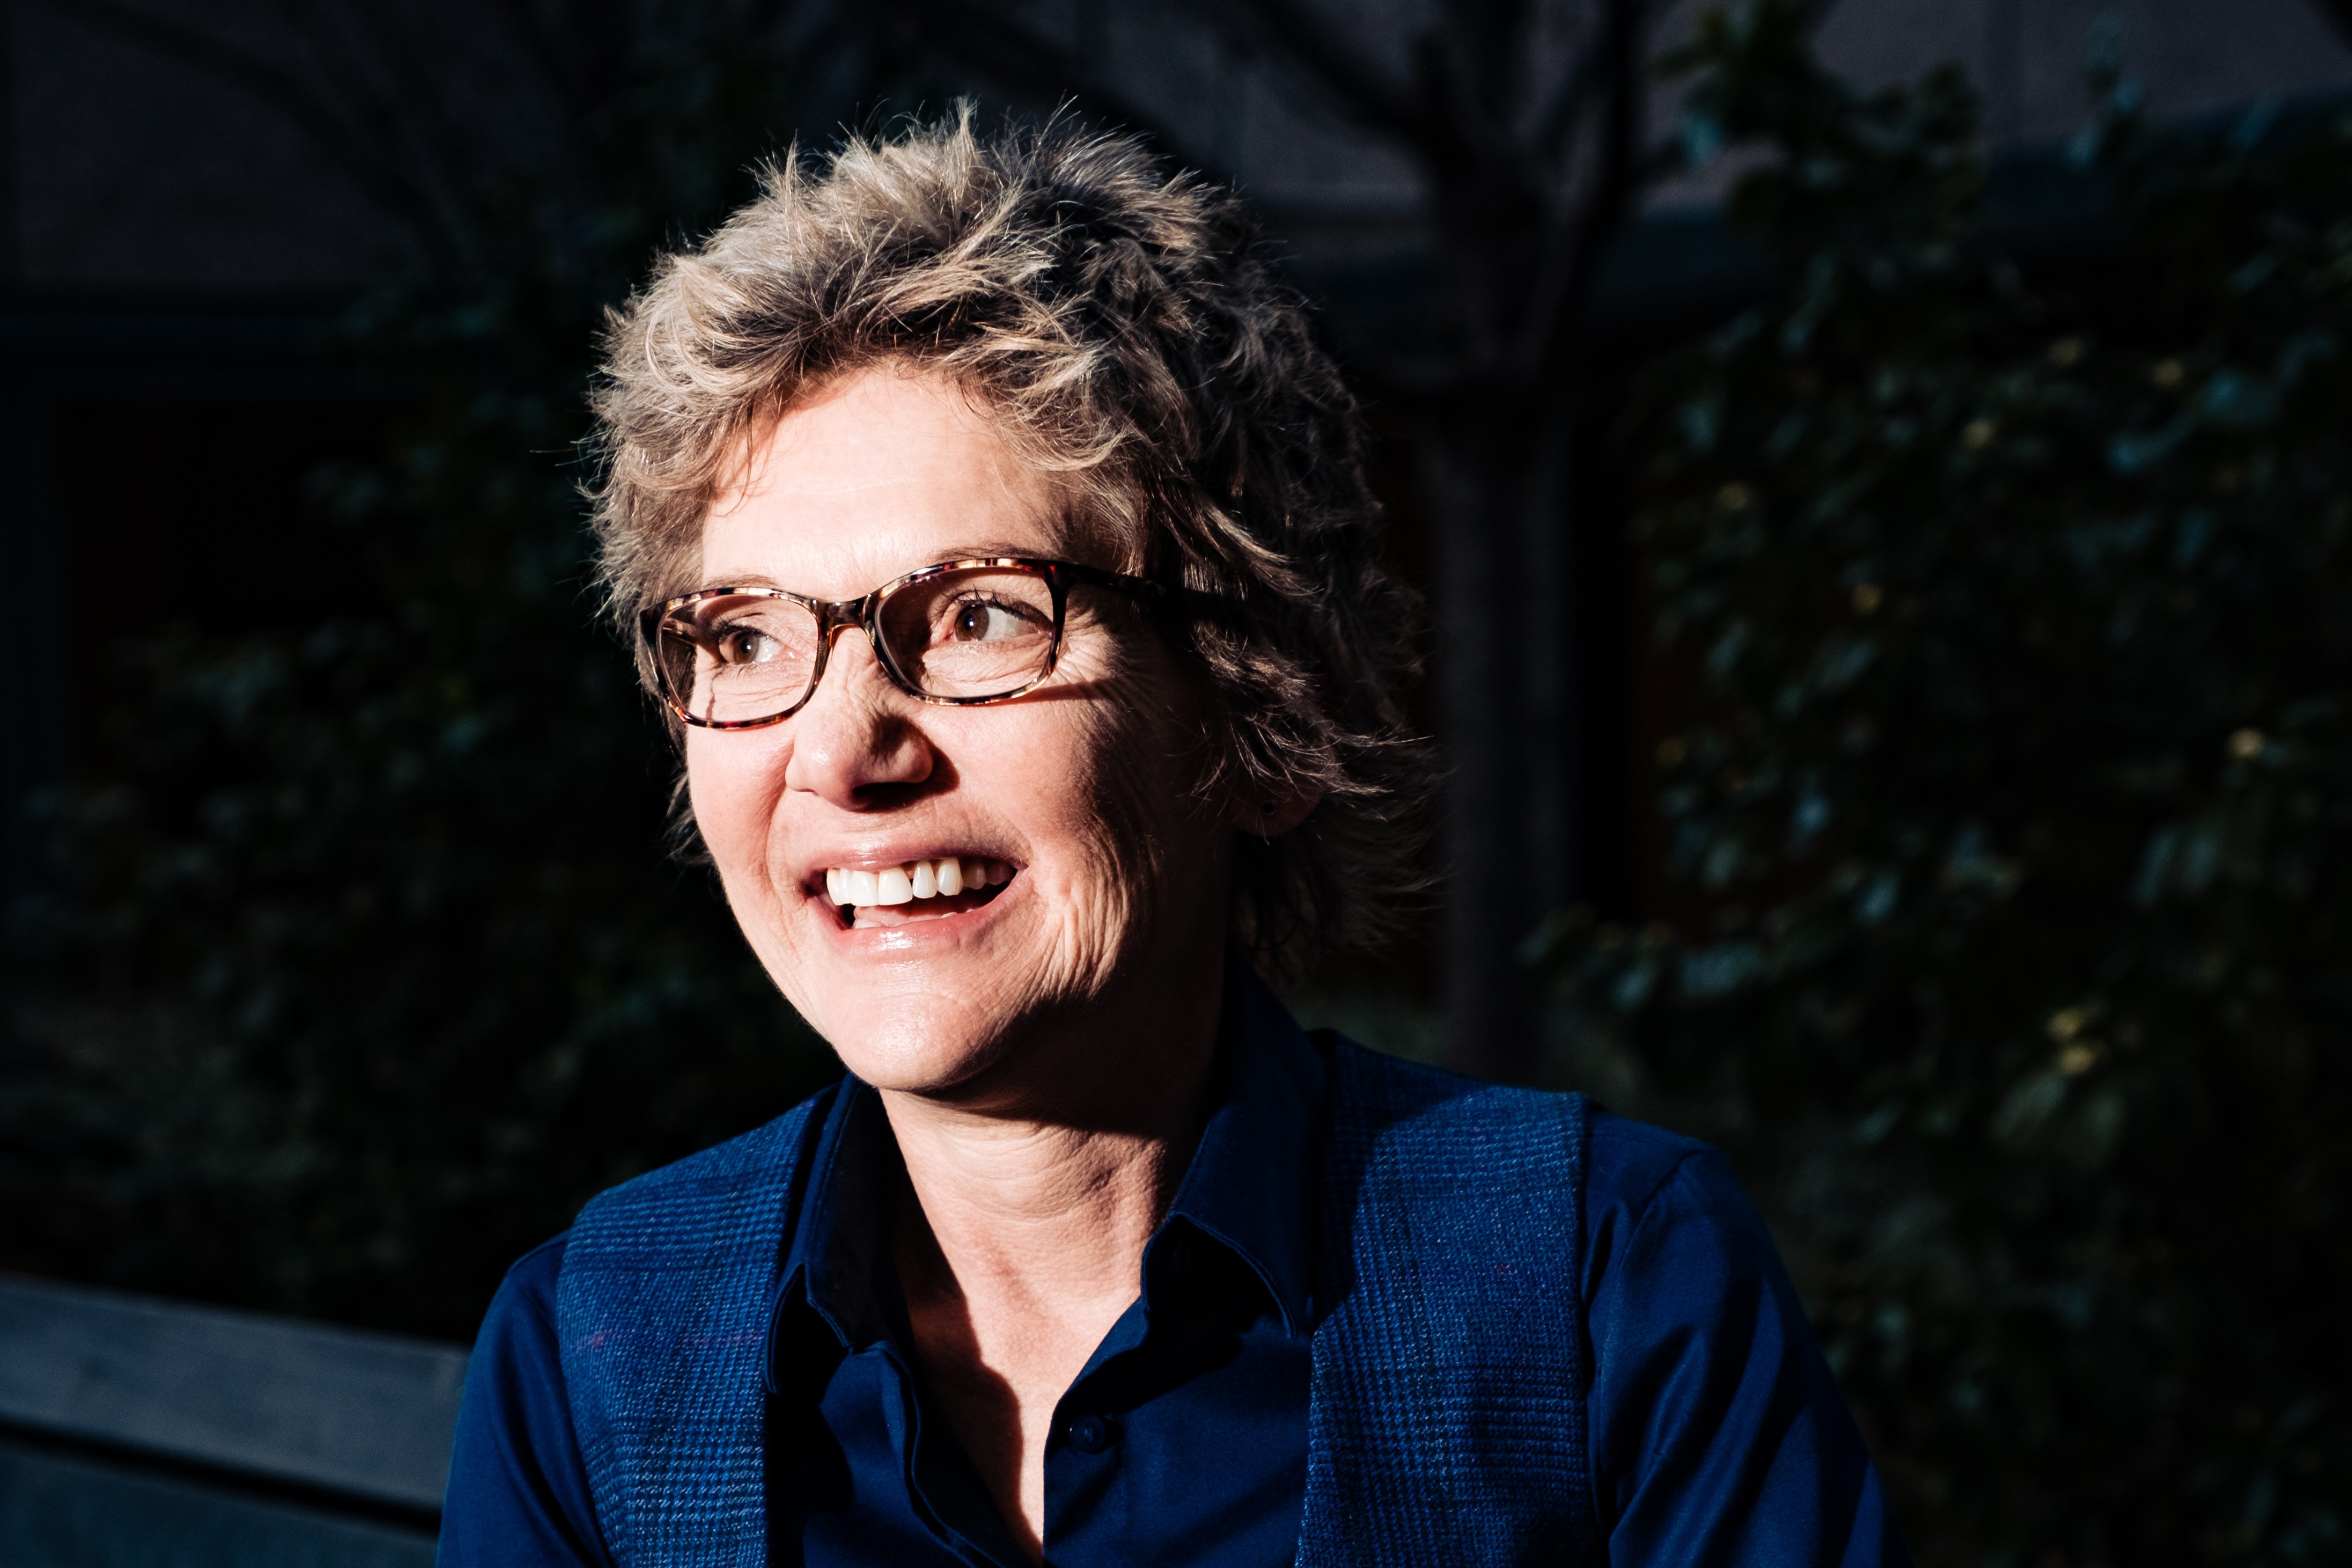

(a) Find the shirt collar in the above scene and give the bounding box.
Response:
[771,1075,899,1369]
[765,956,1327,1382]
[1153,959,1323,1337]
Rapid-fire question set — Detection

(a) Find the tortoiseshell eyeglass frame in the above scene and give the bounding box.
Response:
[641,556,1240,730]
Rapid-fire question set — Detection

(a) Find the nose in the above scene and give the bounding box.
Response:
[782,626,937,809]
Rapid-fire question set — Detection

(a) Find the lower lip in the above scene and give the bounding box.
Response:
[815,878,1019,954]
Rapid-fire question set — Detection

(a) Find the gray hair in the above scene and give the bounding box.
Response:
[589,107,1430,969]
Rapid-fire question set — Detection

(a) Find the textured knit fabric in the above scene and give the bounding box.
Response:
[1295,1037,1599,1566]
[554,1089,834,1567]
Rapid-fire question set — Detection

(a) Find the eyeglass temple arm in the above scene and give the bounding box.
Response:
[1057,563,1245,624]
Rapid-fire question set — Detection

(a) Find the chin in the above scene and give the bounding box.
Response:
[773,945,1044,1096]
[827,1020,1017,1096]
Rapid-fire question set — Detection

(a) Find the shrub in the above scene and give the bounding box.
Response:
[1540,7,2352,1561]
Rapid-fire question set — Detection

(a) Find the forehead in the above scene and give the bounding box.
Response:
[699,367,1079,596]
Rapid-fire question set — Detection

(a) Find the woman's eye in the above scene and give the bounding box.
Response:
[948,600,1028,642]
[715,627,779,665]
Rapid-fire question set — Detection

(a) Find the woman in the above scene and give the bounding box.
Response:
[440,113,1906,1567]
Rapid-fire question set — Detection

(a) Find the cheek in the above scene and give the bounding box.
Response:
[684,731,788,894]
[1049,664,1219,918]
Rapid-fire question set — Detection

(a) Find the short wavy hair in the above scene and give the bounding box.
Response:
[589,108,1429,968]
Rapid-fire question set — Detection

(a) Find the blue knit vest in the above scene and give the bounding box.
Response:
[557,1039,1599,1565]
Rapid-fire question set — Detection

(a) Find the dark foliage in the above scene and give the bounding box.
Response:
[1540,6,2352,1561]
[0,7,860,1338]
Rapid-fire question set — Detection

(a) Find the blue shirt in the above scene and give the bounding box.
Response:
[440,1009,1906,1567]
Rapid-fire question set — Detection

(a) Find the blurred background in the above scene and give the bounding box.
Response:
[3,0,2351,1562]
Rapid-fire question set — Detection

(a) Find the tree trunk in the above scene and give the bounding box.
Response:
[1423,387,1581,1082]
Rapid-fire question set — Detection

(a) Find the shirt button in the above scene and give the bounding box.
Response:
[1064,1414,1115,1454]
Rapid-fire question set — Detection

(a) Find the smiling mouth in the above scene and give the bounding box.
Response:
[821,856,1016,929]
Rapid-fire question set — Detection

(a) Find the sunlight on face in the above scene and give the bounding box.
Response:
[685,368,1232,1099]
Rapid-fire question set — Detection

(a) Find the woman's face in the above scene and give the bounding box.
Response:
[686,368,1234,1098]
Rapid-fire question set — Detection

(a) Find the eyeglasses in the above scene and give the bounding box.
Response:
[643,556,1235,729]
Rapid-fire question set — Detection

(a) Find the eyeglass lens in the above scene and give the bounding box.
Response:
[657,565,1061,723]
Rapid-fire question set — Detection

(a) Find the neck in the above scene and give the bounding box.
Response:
[877,951,1227,1300]
[875,934,1231,1562]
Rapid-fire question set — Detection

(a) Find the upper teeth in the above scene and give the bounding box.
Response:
[826,856,1003,908]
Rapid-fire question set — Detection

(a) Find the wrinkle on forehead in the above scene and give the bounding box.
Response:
[702,366,1115,572]
[707,367,1009,507]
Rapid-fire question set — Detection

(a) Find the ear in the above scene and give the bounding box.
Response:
[1230,785,1321,839]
